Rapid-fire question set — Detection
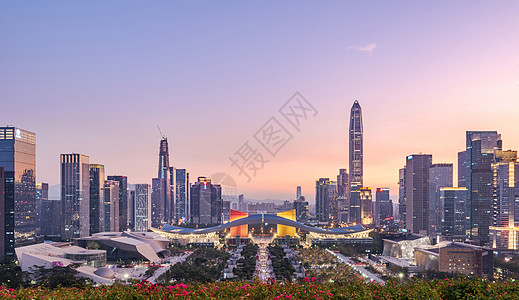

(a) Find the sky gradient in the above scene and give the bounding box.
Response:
[2,1,519,202]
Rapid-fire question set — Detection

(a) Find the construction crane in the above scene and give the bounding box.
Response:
[157,125,165,139]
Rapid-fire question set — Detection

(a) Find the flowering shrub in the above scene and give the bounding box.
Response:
[1,277,519,299]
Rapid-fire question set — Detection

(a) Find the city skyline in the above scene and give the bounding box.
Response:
[3,2,519,201]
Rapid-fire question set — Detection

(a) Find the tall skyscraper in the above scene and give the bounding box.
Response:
[294,196,309,222]
[134,184,151,232]
[40,199,61,237]
[104,180,119,232]
[169,166,176,224]
[128,189,135,229]
[429,163,453,236]
[490,150,519,249]
[349,100,363,224]
[337,169,349,224]
[151,178,165,227]
[107,175,128,231]
[175,169,189,223]
[296,186,302,200]
[315,178,331,223]
[89,164,105,234]
[375,188,392,227]
[0,127,37,256]
[61,153,90,241]
[405,154,432,235]
[328,181,338,223]
[440,187,467,241]
[157,137,171,224]
[398,167,406,227]
[465,131,502,244]
[190,177,222,225]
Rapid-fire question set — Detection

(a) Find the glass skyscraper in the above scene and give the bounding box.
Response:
[134,184,151,232]
[405,154,432,235]
[428,163,453,236]
[107,175,128,231]
[0,127,37,256]
[349,100,363,224]
[89,164,105,234]
[465,131,501,245]
[175,169,189,223]
[190,177,222,225]
[60,153,90,241]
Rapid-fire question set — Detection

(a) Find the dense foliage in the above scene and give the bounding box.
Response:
[2,277,519,299]
[233,244,259,280]
[268,245,295,280]
[159,248,230,283]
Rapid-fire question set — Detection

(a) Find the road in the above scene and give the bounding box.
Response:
[326,249,385,284]
[254,237,275,282]
[148,253,192,284]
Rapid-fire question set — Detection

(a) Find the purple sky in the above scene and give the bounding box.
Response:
[2,1,519,201]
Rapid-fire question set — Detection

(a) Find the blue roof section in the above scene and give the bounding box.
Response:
[159,214,368,235]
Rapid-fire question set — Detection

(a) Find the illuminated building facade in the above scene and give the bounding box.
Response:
[157,138,171,225]
[405,154,432,235]
[104,180,119,232]
[229,209,248,237]
[107,175,128,231]
[0,127,37,256]
[465,131,501,244]
[134,184,151,232]
[360,187,373,225]
[35,182,48,235]
[61,153,90,241]
[89,164,105,234]
[349,100,363,224]
[190,177,222,225]
[398,167,406,227]
[151,178,165,227]
[490,150,519,249]
[175,169,189,223]
[440,187,467,240]
[375,188,392,227]
[315,178,331,222]
[429,163,453,236]
[277,209,296,237]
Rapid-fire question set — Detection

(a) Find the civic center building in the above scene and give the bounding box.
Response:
[151,209,373,246]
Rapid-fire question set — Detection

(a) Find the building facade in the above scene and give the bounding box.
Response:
[175,169,189,223]
[375,188,392,227]
[349,100,363,224]
[89,164,105,234]
[398,167,406,228]
[315,178,331,223]
[61,153,90,241]
[405,154,432,235]
[104,180,120,232]
[0,127,37,256]
[440,187,467,241]
[360,187,373,225]
[465,131,502,244]
[190,177,222,225]
[106,175,128,231]
[134,184,151,232]
[429,163,453,236]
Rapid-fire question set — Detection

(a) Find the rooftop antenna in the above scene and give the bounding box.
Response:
[157,125,165,139]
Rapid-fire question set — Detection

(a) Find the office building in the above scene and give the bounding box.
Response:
[490,150,519,249]
[157,138,171,225]
[405,154,432,235]
[190,177,222,225]
[349,100,364,224]
[360,187,373,225]
[128,189,135,230]
[104,180,119,232]
[465,131,501,244]
[35,183,48,235]
[175,169,189,223]
[296,186,301,200]
[89,164,105,234]
[458,151,467,187]
[169,166,176,224]
[151,178,165,227]
[0,127,37,256]
[315,178,331,223]
[134,184,151,232]
[398,167,406,227]
[107,175,128,231]
[61,153,90,241]
[238,194,245,212]
[294,196,309,222]
[375,188,392,227]
[429,163,453,236]
[440,187,467,241]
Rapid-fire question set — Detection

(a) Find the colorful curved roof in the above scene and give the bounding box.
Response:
[157,213,368,235]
